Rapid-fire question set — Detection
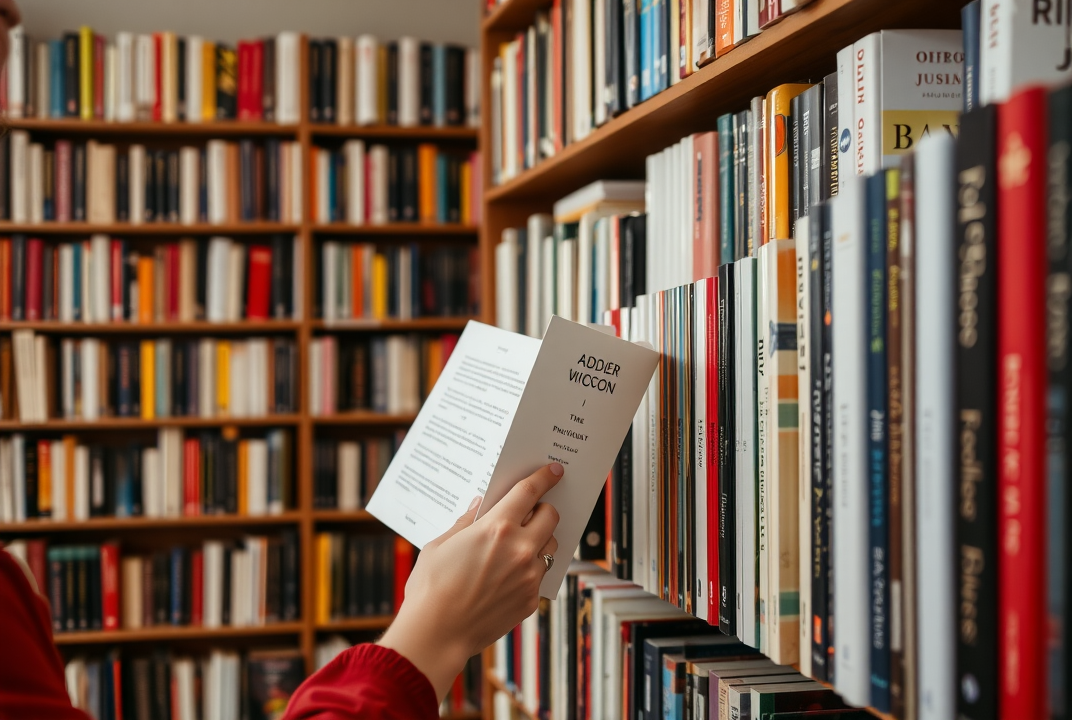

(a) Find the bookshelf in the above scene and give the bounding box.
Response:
[477,0,964,718]
[0,31,483,712]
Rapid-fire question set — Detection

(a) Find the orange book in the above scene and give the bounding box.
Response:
[140,340,155,419]
[417,144,438,223]
[237,440,249,515]
[351,245,365,319]
[316,532,332,624]
[0,239,10,319]
[64,435,76,518]
[226,143,240,223]
[460,161,471,226]
[425,339,442,391]
[202,41,217,120]
[217,341,231,415]
[137,257,154,324]
[37,441,52,517]
[765,83,812,243]
[371,254,388,319]
[714,0,734,58]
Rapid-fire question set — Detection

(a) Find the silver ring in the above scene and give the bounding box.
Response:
[542,554,554,572]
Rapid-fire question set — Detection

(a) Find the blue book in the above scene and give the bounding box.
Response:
[433,44,447,127]
[865,169,890,712]
[717,114,736,265]
[961,0,981,113]
[653,0,667,94]
[436,155,449,224]
[640,0,654,101]
[327,153,338,222]
[85,660,101,720]
[71,242,82,321]
[49,40,65,118]
[661,658,684,720]
[170,547,185,625]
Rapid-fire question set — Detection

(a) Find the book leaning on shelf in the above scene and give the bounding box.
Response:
[0,428,294,522]
[4,25,301,123]
[2,133,305,224]
[0,234,301,324]
[4,532,299,634]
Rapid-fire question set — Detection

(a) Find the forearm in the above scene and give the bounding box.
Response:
[377,607,473,701]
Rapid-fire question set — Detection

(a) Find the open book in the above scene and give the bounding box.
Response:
[367,316,659,596]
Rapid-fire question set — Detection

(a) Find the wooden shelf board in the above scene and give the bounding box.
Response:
[312,412,418,426]
[0,512,302,534]
[485,0,961,206]
[311,223,479,235]
[485,673,536,718]
[0,320,302,334]
[441,712,482,720]
[53,622,304,645]
[481,0,548,33]
[0,222,300,235]
[313,317,473,332]
[309,124,478,140]
[311,510,379,523]
[314,615,395,632]
[0,415,302,431]
[7,119,299,136]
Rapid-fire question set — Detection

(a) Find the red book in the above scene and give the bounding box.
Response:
[694,132,720,281]
[451,674,464,712]
[759,0,784,29]
[110,240,123,321]
[393,537,414,611]
[706,276,720,624]
[440,333,459,365]
[167,244,180,320]
[998,86,1048,720]
[25,539,48,596]
[93,35,105,119]
[55,142,72,223]
[245,245,272,320]
[247,41,265,120]
[183,438,201,516]
[0,238,10,320]
[0,65,8,113]
[99,542,120,630]
[111,654,123,719]
[152,33,163,122]
[24,238,43,321]
[190,549,203,626]
[236,42,252,120]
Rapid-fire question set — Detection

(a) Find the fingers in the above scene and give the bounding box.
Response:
[522,502,560,546]
[489,463,564,524]
[427,495,482,548]
[0,0,20,29]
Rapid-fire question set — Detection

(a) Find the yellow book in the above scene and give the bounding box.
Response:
[64,436,77,518]
[217,341,231,415]
[37,441,52,517]
[79,27,94,120]
[237,440,249,515]
[316,532,332,625]
[460,162,471,226]
[202,41,217,120]
[371,254,388,320]
[426,339,442,391]
[764,83,812,243]
[140,341,155,419]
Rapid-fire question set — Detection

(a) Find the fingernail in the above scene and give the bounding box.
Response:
[468,496,482,511]
[549,463,564,477]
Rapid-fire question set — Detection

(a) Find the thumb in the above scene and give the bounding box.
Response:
[430,496,482,547]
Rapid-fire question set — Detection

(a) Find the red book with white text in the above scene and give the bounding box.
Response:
[110,240,124,321]
[99,542,120,630]
[246,245,272,320]
[190,549,204,626]
[997,85,1048,720]
[25,238,43,321]
[706,276,720,624]
[393,537,414,611]
[183,438,201,516]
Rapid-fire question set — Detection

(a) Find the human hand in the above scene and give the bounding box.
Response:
[0,0,21,64]
[378,463,563,700]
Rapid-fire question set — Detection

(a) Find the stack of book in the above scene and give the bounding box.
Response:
[310,142,481,226]
[4,26,301,123]
[307,36,479,128]
[58,647,305,720]
[312,434,405,510]
[2,134,305,224]
[5,532,299,633]
[307,333,458,416]
[318,242,478,321]
[4,331,298,422]
[0,428,293,522]
[313,532,412,622]
[0,234,301,324]
[493,16,1072,719]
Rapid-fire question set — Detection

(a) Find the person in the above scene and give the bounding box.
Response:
[0,450,562,720]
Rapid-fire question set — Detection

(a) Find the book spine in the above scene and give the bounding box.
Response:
[716,263,736,636]
[961,0,980,113]
[717,114,735,265]
[99,542,119,631]
[885,166,904,715]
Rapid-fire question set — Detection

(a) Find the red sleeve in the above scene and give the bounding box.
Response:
[284,644,439,720]
[0,549,92,720]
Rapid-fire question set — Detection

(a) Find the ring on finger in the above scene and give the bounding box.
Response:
[542,554,554,572]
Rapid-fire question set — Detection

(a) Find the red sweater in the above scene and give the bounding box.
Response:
[0,549,438,720]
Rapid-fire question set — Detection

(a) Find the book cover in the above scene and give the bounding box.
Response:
[765,83,810,243]
[717,262,736,636]
[980,0,1072,105]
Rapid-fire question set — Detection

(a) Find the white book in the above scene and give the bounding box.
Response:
[309,340,323,416]
[229,342,248,417]
[35,42,49,119]
[572,0,593,142]
[247,440,268,516]
[831,174,870,707]
[180,147,200,225]
[521,609,540,711]
[526,214,552,337]
[80,244,92,322]
[199,339,217,418]
[355,35,380,125]
[207,140,228,225]
[276,32,301,124]
[980,0,1072,105]
[289,143,304,223]
[59,246,74,323]
[206,237,232,322]
[202,541,224,627]
[369,145,388,224]
[540,235,555,332]
[345,140,366,224]
[557,238,578,322]
[466,47,480,128]
[12,435,25,522]
[7,26,24,118]
[28,143,43,224]
[337,37,354,126]
[693,279,709,624]
[87,142,117,225]
[230,550,249,625]
[316,149,331,223]
[116,33,135,121]
[630,301,650,588]
[81,338,100,420]
[185,37,203,123]
[794,219,813,678]
[165,429,184,517]
[73,446,89,521]
[914,133,956,720]
[121,557,143,628]
[104,43,117,122]
[249,340,268,417]
[588,584,648,717]
[502,42,518,181]
[9,131,28,223]
[592,219,610,322]
[13,330,37,421]
[526,27,538,165]
[491,59,503,184]
[226,244,246,321]
[735,257,758,648]
[134,34,155,121]
[91,235,111,325]
[142,447,161,518]
[51,440,67,521]
[338,441,361,511]
[836,45,855,193]
[756,244,771,655]
[495,230,519,331]
[322,242,339,322]
[397,37,420,127]
[61,339,75,419]
[129,145,146,225]
[0,438,11,522]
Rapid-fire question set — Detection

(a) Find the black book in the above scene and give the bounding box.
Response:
[378,535,394,615]
[172,342,187,416]
[624,0,639,109]
[419,42,434,125]
[215,45,237,120]
[386,42,399,125]
[791,94,804,226]
[63,550,76,630]
[308,40,322,122]
[579,485,607,561]
[265,139,280,221]
[24,440,38,517]
[448,155,461,223]
[313,440,327,509]
[177,36,187,121]
[535,17,550,155]
[42,245,54,321]
[195,241,208,319]
[154,151,168,224]
[334,150,346,223]
[239,140,255,221]
[88,548,102,629]
[63,33,79,117]
[320,38,337,124]
[166,151,180,223]
[330,535,344,619]
[72,143,87,222]
[346,536,362,615]
[716,262,736,635]
[282,528,299,620]
[221,546,232,625]
[387,148,400,222]
[262,36,277,122]
[153,552,169,625]
[129,343,142,417]
[401,146,418,221]
[620,213,647,309]
[270,234,291,318]
[201,432,216,514]
[116,151,130,222]
[75,548,89,629]
[360,537,377,616]
[445,46,465,126]
[130,445,144,517]
[810,202,831,680]
[48,548,64,630]
[221,438,238,514]
[199,147,209,223]
[605,0,624,118]
[734,110,749,259]
[954,105,999,720]
[612,430,632,580]
[10,234,24,320]
[142,150,155,222]
[43,150,54,221]
[804,84,823,216]
[266,540,281,622]
[150,652,171,720]
[0,133,10,220]
[822,72,839,201]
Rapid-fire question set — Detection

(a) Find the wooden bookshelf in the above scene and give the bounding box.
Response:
[0,320,302,334]
[309,124,479,140]
[311,509,378,523]
[311,222,479,235]
[6,118,299,137]
[311,317,474,332]
[0,512,303,534]
[311,411,419,426]
[313,615,395,632]
[0,415,302,431]
[52,622,305,646]
[484,674,535,718]
[0,222,301,234]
